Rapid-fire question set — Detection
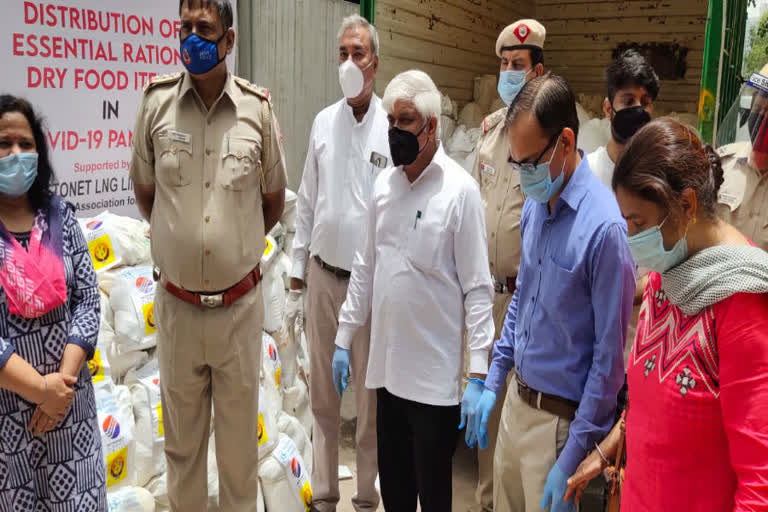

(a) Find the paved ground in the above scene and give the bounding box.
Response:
[336,384,479,512]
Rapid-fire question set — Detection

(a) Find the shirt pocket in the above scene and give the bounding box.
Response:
[479,161,499,191]
[155,135,193,187]
[406,220,445,273]
[220,137,261,191]
[544,256,587,311]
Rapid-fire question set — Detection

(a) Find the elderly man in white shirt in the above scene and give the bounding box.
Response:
[288,14,390,512]
[333,69,495,512]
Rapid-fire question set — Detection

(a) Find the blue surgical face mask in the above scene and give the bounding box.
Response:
[180,33,226,75]
[498,69,530,106]
[515,136,565,203]
[0,153,38,198]
[627,215,688,273]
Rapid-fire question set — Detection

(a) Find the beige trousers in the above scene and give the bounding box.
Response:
[306,258,379,512]
[493,381,571,512]
[471,291,514,512]
[155,284,263,512]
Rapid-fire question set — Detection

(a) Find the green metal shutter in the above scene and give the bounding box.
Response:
[698,0,749,144]
[361,0,375,23]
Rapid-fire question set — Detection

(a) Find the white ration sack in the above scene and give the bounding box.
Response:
[283,377,312,440]
[261,332,283,411]
[96,385,137,490]
[262,248,290,334]
[458,102,485,130]
[79,211,151,273]
[577,118,611,155]
[277,412,312,476]
[107,486,155,512]
[446,126,473,156]
[440,92,454,116]
[440,115,456,142]
[126,359,165,486]
[473,74,498,113]
[111,266,158,353]
[258,384,279,461]
[90,292,114,389]
[282,189,298,234]
[260,434,314,512]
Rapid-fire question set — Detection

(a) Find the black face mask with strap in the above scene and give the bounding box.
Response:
[388,122,428,166]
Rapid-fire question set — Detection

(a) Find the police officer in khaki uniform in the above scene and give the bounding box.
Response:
[716,63,768,251]
[129,1,286,511]
[468,19,545,512]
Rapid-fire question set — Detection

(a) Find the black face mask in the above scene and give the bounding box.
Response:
[611,106,651,143]
[389,123,428,167]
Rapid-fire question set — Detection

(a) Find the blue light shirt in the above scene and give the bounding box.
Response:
[485,155,635,475]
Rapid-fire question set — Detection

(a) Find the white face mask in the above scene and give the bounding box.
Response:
[338,58,372,99]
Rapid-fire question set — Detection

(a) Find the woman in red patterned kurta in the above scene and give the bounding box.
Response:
[564,118,768,511]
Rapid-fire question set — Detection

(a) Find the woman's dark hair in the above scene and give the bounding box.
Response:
[0,95,55,210]
[613,117,724,218]
[606,49,660,102]
[505,72,579,140]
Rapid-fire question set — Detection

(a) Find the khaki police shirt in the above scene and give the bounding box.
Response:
[716,142,768,250]
[130,72,288,292]
[471,108,526,280]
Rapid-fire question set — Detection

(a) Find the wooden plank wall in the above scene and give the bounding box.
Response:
[240,0,358,190]
[375,0,538,105]
[536,0,708,115]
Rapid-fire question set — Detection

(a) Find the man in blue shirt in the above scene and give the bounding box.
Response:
[464,73,635,512]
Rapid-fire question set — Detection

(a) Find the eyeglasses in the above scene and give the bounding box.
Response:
[508,132,561,173]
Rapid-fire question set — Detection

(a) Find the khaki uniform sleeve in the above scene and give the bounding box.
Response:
[263,105,288,194]
[471,138,483,185]
[129,95,155,185]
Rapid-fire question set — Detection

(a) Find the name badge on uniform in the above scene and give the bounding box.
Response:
[480,163,496,176]
[370,152,388,169]
[167,130,191,144]
[718,191,740,210]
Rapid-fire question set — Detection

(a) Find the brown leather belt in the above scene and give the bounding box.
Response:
[516,376,578,420]
[494,275,516,295]
[155,266,261,308]
[313,255,351,279]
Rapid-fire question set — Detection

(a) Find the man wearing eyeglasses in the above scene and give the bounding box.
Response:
[464,21,545,512]
[463,74,635,512]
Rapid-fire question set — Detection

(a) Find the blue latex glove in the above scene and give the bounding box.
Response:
[541,463,575,512]
[332,347,350,397]
[474,388,497,450]
[459,378,485,448]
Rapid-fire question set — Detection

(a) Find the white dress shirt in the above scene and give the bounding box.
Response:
[587,145,615,190]
[335,144,494,406]
[291,96,391,279]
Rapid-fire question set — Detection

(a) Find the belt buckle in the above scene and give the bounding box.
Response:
[494,280,505,294]
[200,293,224,308]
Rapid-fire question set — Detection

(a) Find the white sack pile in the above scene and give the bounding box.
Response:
[80,197,312,511]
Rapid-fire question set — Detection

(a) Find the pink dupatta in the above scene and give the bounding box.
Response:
[0,198,67,318]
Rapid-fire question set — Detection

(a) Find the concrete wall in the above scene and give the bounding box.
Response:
[238,0,358,190]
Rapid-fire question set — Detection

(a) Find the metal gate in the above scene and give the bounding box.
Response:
[699,0,749,144]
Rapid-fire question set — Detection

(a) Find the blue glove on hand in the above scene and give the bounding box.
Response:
[541,463,575,512]
[474,388,497,450]
[459,378,485,448]
[332,347,350,397]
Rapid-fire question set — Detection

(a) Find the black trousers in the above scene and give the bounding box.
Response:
[376,387,460,512]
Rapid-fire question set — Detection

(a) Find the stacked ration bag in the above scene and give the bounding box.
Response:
[79,192,314,510]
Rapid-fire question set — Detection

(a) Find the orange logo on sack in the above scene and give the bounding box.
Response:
[110,454,125,479]
[93,242,111,263]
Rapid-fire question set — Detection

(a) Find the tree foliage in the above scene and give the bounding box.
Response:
[745,11,768,76]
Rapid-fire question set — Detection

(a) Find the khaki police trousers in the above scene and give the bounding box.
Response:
[493,381,571,512]
[471,291,513,512]
[306,257,379,512]
[155,284,263,512]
